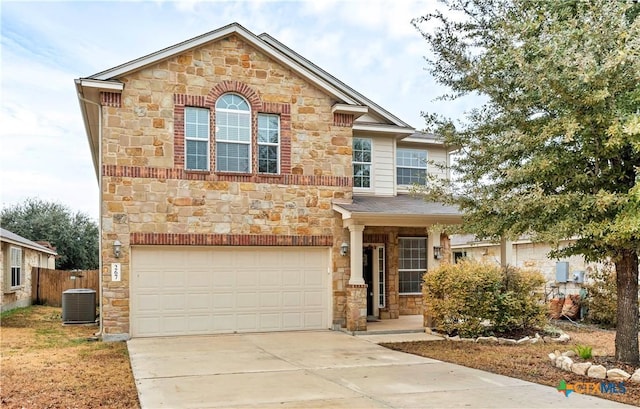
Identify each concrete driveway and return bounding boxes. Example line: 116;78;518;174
128;331;632;408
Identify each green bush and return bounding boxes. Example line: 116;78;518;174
422;260;546;338
583;264;617;327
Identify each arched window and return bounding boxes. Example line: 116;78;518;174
215;94;251;173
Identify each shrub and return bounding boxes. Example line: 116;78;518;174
422;260;546;338
583;264;617;327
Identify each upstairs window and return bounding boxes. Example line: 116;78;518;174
353;138;372;188
10;247;22;288
216;94;251;173
258;114;280;174
184;107;210;171
396;148;427;185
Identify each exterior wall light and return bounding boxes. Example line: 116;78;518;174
113;240;122;258
340;242;349;256
433;246;442;260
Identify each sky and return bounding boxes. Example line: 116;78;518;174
0;0;477;221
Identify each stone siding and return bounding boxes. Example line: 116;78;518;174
1;243;46;312
100;34;354;336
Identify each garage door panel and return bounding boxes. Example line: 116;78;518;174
236;292;258;308
132;247;329;337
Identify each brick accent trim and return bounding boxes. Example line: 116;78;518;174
102;164;351;186
346;284;368;288
101;92;122;107
333;113;354;127
130;233;333;246
364;234;388;244
174;85;293;175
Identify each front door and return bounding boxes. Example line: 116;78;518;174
363;246;374;316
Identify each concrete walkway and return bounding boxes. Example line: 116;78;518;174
128;331;633;408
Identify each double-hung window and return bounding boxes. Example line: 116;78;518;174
185;107;210;171
10;247;22;288
216;94;251;173
396;148;427;186
398;237;426;294
257;114;280;174
353;138;372;188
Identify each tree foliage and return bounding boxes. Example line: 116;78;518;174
1;198;98;270
414;0;640;363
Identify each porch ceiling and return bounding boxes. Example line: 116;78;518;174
333;195;463;227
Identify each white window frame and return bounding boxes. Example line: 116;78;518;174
215;93;252;173
378;246;386;308
184;107;210;171
9;246;23;289
398;237;427;295
353;137;372;189
257;113;280;174
396;148;427;187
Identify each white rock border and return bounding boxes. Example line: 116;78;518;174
548;349;640;383
440;331;566;345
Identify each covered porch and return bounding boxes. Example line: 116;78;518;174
333;195;463;331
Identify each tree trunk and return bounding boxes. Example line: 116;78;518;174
614;249;639;365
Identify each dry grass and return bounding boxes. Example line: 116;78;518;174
0;306;139;409
383;321;640;407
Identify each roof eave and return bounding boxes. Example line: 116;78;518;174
75;79;125;180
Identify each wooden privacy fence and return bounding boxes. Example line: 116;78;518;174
31;268;99;307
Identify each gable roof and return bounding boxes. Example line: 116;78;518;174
0;228;58;256
76;23;415;179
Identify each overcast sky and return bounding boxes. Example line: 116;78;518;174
0;0;477;221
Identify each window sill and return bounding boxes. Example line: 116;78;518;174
399;292;422;296
4;288;20;294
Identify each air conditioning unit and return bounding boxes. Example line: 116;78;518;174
62;289;96;324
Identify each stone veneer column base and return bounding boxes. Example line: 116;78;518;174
346;284;367;331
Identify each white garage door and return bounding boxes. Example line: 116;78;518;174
131;246;330;337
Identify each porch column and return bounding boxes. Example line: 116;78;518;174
348;224;365;285
500;237;513;267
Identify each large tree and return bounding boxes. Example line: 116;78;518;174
414;0;640;363
1;198;99;270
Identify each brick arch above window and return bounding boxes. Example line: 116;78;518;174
174;81;292;179
206;80;262;112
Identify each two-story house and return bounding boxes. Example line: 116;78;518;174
76;23;461;340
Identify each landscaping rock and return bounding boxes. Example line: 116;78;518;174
561;357;574;371
498;337;517;345
631;369;640;383
477;336;498;344
460;338;475;342
548;352;557;363
447;335;461;342
516;336;530;344
587;365;607;379
562;350;576;358
529;338;540;344
607;369;631;381
572;362;592;375
555;356;566;369
558;333;571;342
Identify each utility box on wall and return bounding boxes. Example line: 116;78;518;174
573;271;585;284
556;262;569;283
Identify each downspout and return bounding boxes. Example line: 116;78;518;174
77;94;103;338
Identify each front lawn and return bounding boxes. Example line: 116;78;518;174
382;321;640;406
0;306;139;408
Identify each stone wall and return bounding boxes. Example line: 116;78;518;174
1;243;43;313
99;34;355;337
399;294;423;315
346;284;367;331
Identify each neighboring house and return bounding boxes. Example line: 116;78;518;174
450;235;598;296
76;23;461;340
1;228;57;312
